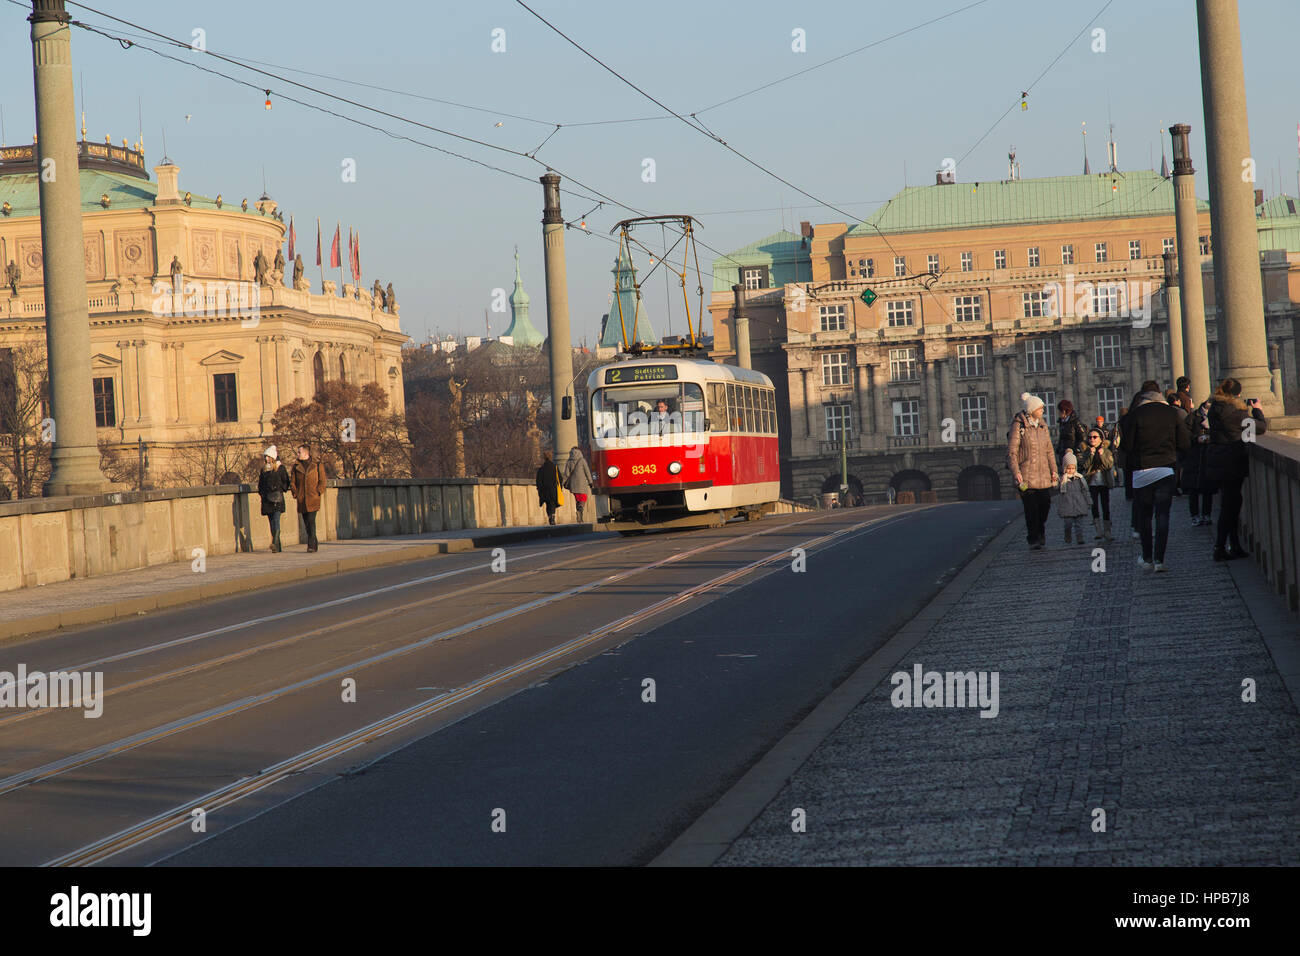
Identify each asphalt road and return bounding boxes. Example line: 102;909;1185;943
0;500;1016;866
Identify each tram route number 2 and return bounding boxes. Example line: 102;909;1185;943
630;463;657;475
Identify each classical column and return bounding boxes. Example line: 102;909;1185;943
31;0;111;494
1170;124;1214;402
1162;251;1186;384
540;173;578;457
923;358;939;444
731;284;752;369
1196;0;1275;408
855;357;870;437
872;363;888;448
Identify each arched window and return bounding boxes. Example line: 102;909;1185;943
313;350;325;397
338;353;347;383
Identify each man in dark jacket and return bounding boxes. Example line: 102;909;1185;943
1055;400;1086;463
1120;380;1190;571
535;451;562;525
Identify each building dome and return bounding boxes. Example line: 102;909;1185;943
503;249;543;348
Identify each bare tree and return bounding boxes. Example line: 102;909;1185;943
272;380;409;480
165;421;255;487
0;344;51;499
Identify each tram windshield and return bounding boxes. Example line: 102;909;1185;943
591;383;705;439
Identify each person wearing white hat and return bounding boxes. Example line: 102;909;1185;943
1007;392;1058;550
256;445;290;552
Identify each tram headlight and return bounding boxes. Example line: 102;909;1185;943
667;461;682;475
607;465;620;479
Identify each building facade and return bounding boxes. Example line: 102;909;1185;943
709;170;1300;503
0;141;408;494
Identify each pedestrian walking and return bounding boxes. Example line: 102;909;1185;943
1055;399;1087;464
289;443;328;552
1007;392;1059;551
1057;451;1091;546
1116;392;1146;540
1204;378;1267;561
562;445;594;523
1120;380;1190;572
1183;399;1216;526
1174;376;1194;413
1078;427;1114;540
257;445;290;552
536;450;562;526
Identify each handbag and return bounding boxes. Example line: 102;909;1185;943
555;465;564;507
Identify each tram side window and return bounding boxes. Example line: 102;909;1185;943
727;383;743;431
744;387;756;433
708;383;727;431
761;389;772;433
766;391;776;433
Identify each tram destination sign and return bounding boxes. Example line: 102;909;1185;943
605;364;679;385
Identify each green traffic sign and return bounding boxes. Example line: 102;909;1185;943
860;288;877;306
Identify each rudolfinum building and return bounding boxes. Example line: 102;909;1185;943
709;168;1300;505
0;138;408;498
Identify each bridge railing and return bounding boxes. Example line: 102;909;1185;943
1241;434;1300;614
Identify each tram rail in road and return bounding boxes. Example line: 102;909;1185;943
0;506;931;867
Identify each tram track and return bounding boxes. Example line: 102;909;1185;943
7;508;917;865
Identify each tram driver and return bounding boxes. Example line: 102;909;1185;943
651;397;679;435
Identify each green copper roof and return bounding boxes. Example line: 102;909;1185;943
710;229;811;292
503;250;543;348
1258;194;1299;220
601;247;658;348
1256;194;1300;253
0;166;252;216
848;170;1207;236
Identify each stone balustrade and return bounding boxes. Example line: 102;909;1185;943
0;478;812;593
1241;433;1300;614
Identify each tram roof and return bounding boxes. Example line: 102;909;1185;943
588;356;772;389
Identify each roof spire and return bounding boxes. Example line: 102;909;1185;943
1081;121;1090;175
1159;127;1170;178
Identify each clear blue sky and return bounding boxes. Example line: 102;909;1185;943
2;0;1297;346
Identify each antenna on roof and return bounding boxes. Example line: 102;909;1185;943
1106;100;1119;173
1081;121;1090;175
1159;128;1169;178
160;124;171;164
1008;145;1019;181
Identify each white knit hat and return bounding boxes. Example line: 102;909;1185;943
1021;392;1045;413
1062;450;1077;469
264;445;278;460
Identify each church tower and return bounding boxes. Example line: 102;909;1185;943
503;248;543;348
599;246;658;348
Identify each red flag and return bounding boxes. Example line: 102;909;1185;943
315;218;322;267
329;224;341;269
351;230;361;281
287;216;296;263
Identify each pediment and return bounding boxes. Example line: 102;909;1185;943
290;348;306;362
90;353;121;369
198;349;244;366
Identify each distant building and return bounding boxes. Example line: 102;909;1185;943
709;170;1300;503
503;249;543;348
599;247;659;349
0;140;407;494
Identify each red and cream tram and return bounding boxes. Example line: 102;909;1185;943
585;355;780;531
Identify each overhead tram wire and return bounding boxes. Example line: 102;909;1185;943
694;0;990;115
513;0;954;319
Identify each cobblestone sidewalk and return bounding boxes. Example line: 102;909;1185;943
719;498;1300;865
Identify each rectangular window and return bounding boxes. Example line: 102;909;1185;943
1024;338;1055;373
952;294;982;322
726;383;741;431
892;399;920;437
960;251;973;272
864;258;874;277
889;347;918;382
93;376;116;428
1093;333;1122;369
762;389;775;433
886;299;914;327
1022;290;1046;318
1162;237;1175;255
214;372;238;423
741;267;764;290
956;343;985;377
1097;386;1124;424
960;395;988;432
994;249;1006;269
1095;242;1108;263
1129;239;1142;260
1091;283;1120;316
746;387;758;433
926;253;939;273
821;351;849;386
1199;235;1210;255
818;304;846;332
1061;243;1074;265
825;404;853;442
1027;246;1040;267
893;255;906;277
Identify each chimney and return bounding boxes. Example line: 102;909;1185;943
1254;188;1264;208
154;162;180;203
800;221;812;239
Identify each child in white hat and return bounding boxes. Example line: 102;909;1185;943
1057;450;1091;545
